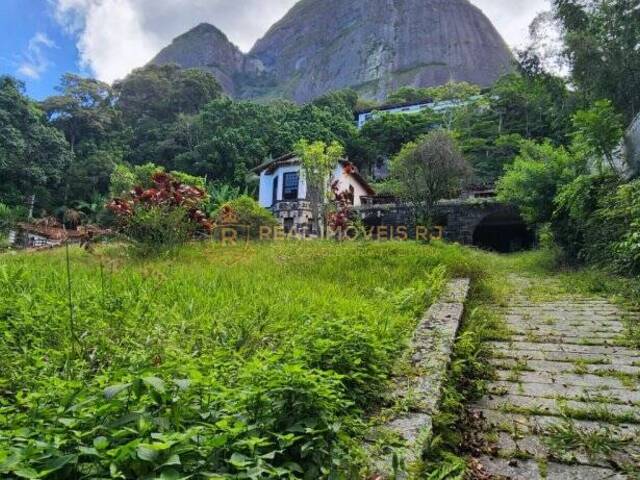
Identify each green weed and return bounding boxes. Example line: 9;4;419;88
0;241;490;478
543;419;633;461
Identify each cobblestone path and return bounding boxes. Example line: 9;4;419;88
471;279;640;479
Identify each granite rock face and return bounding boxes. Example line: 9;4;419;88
150;0;514;102
151;23;245;95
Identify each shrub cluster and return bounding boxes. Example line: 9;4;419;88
214;196;278;239
497;100;640;277
554;175;640;275
107;172;213;254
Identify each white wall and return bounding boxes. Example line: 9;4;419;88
356;97;483;129
332;164;369;207
258;171;274;208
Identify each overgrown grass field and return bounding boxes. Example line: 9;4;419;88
0;241;489;479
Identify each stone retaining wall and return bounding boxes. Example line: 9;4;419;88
355;200;519;245
368;278;471;479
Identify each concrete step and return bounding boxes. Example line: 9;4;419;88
488;380;640;405
473;394;640;423
505;325;624;337
490;349;640;366
507;334;625;346
490;358;640;376
475;455;628;479
505;315;626;327
494;370;638;390
475;408;640;439
483;431;638;469
487;341;640;357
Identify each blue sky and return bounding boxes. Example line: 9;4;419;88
0;0;84;99
0;0;548;101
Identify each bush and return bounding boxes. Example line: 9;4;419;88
0;202;27;228
496;140;586;224
110;163;206;198
123;205;196;255
235;358;353;477
214;196;277;239
553;175;640;275
300;319;393;408
108;172;212;254
390;130;470;223
612;181;640;274
0;364;353;480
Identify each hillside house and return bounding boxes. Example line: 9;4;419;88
255;154;374;234
355;96;484;129
356;96;486;179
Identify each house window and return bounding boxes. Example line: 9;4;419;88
272;176;279;205
283;172;300;200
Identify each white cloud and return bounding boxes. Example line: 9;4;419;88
51;0;550;84
17;33;57;80
473;0;552;49
51;0;295;83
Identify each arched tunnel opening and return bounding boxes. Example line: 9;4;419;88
473;211;535;253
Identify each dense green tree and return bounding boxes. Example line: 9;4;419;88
453;65;580;183
41;74;126;207
553;0;640;120
357;110;439;171
114;65;226;172
312;89;359;116
0;77;71;210
390;130;470;223
490;71;577;143
41;74;117;152
496;140;587;224
174;98;357;187
571;99;625;174
115;64;223;124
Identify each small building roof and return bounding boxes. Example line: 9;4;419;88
253;153;375;196
17;223;109;241
252;153;299;174
355;99;434;115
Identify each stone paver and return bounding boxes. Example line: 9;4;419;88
493;370;636;389
471;277;640;479
492;349;639;366
490;358;640;376
476;456;628;480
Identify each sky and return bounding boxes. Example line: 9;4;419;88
0;0;550;100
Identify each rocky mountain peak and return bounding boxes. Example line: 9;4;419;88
149;0;514;102
151;22;245;95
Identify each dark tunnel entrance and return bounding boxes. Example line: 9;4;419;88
473;211;535;253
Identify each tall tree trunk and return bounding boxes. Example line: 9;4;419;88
311;188;325;239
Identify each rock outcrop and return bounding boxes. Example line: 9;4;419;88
150;0;514;102
151;23;245;95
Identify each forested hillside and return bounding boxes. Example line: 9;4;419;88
0;62;579;216
1;0;640;274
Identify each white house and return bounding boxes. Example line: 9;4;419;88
356;96;484;129
255;153;374;234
